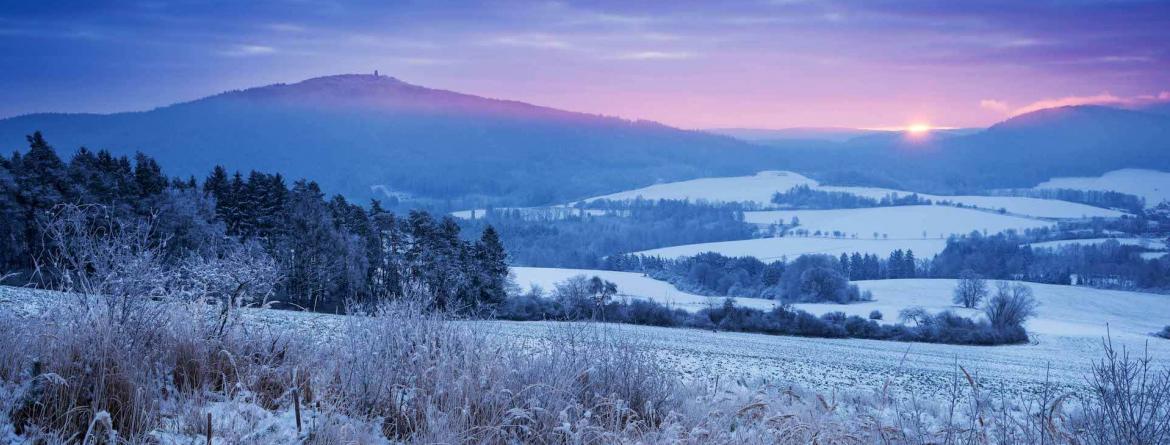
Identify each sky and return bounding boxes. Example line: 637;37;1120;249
1;0;1169;129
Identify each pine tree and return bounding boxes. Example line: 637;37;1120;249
904;250;917;278
474;225;509;307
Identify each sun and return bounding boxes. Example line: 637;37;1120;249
906;123;932;134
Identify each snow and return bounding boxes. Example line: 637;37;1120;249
1035;168;1170;208
494;278;1170;399
799;279;1170;338
1027;237;1168;251
744;205;1053;239
633;237;948;261
510;266;779;311
578;171;816;206
575;170;1125;219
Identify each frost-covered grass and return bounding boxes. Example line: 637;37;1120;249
745;205;1053;239
1036;168;1170;208
576;170;1127;219
633;236;949;260
2;285;1168;444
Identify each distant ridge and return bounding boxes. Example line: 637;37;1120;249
1;74;1168;202
0;74;777;206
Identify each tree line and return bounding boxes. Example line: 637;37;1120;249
456;198;755;268
0;132;508;313
500;274;1031;346
770;185;931;209
603;249;922;301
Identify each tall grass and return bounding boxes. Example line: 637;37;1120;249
1;289;1168;444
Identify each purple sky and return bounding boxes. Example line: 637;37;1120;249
2;1;1168;129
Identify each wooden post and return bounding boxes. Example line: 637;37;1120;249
206;412;212;445
292;368;302;434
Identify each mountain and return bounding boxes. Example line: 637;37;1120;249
0;74;784;207
2;75;1168;202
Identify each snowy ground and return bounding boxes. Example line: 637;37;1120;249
1035;168;1170;208
745;205;1053;239
574;170;1126;219
3;282;1167;404
1027;237;1168;251
577;171;814;207
510;266;779;311
633;236;948;261
493;278;1170;400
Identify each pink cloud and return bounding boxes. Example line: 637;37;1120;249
979;99;1009;113
1003;91;1170;116
1010;93;1126;115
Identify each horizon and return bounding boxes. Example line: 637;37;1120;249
2;1;1169;130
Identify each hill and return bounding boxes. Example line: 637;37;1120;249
0;74;782;207
2;74;1168;202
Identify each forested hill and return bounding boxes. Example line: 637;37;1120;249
0;74;781;208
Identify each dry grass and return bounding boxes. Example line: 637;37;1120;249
0;289;1166;444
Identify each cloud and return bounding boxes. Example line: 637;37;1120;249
612;51;694;60
1011;93;1127;115
1000;91;1170;116
487;33;571;49
265;23;305;33
217;44;277;57
979;99;1009;113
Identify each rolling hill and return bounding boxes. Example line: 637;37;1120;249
0;74;782;207
2;74;1168;204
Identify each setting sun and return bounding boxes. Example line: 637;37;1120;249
906;123;932;134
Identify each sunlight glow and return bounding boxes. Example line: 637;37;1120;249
906;123;932;134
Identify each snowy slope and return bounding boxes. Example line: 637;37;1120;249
497;278;1170;398
744;205;1053;239
1035;169;1170;208
579;170;815;206
1027;237;1168;251
795;279;1170;338
575;170;1124;219
510;266;779;311
634;237;948;261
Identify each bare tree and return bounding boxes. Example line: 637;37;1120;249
179;240;280;336
983;281;1038;329
35;204;173;328
952;269;989;309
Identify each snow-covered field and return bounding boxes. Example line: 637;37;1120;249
495;278;1170;399
802;279;1170;338
634;236;948;260
4;281;1168;404
1035;168;1170;208
510;266;779;311
578;171;814;206
1027;237;1168;251
576;170;1125;219
745;205;1053;239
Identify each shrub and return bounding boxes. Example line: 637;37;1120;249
1157;326;1170;339
984;281;1039;330
1082;337;1170;444
868;310;883;320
